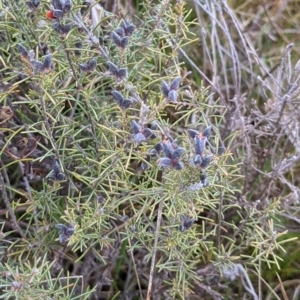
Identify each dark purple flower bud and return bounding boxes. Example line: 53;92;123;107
111;91;123;104
162;140;173;159
202;126;212;139
157;157;172;168
118;68;127;80
169;77;181;91
134;132;146;143
151;121;158;130
161;80;170;97
171;147;184;162
194;154;202;165
17;44;28;58
194;136;205;155
130;120;141;134
56;223;74;243
62;0;72;14
52;22;72;35
141;161;149;170
174;161;184;170
200;155;212;169
121;19;127;30
168;90;178;102
26;0;40;10
218;146;226;156
143;128;154;139
99;36;104;46
74;41;82;56
28;50;35;61
111;90;132;109
52;22;63;34
184;218;194;229
119;36;129;49
107;61;119;76
179;215;194;232
141;154;151;170
154;142;163;154
150;148;159;157
112;32;129;49
53;9;64;19
53;0;63;10
187;129;199;139
200;174;209;187
97;195;106;204
111;32;122;45
119;99;132;110
49;161;65;181
80;1;90;15
62;23;72;34
125;24;136;36
115;27;125;38
43;53;53;72
79;57;97;72
31;60;44;72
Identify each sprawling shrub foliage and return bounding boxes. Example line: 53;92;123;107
1;1;300;299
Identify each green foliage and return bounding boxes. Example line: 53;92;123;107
1;0;299;299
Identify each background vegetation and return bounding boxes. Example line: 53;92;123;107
1;0;300;299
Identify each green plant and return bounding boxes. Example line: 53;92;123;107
1;0;300;299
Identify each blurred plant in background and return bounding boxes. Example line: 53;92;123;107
1;0;300;299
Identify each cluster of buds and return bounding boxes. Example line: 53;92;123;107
188;126;213;168
111;91;133;110
25;0;40;11
48;161;66;181
156;139;185;170
179;214;195;232
17;44;53;74
130;120;156;144
161;77;181;102
112;19;136;49
108;61;127;82
45;0;73;36
55;223;74;243
46;0;72;20
79;57;97;73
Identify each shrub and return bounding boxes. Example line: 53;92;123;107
1;0;299;299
